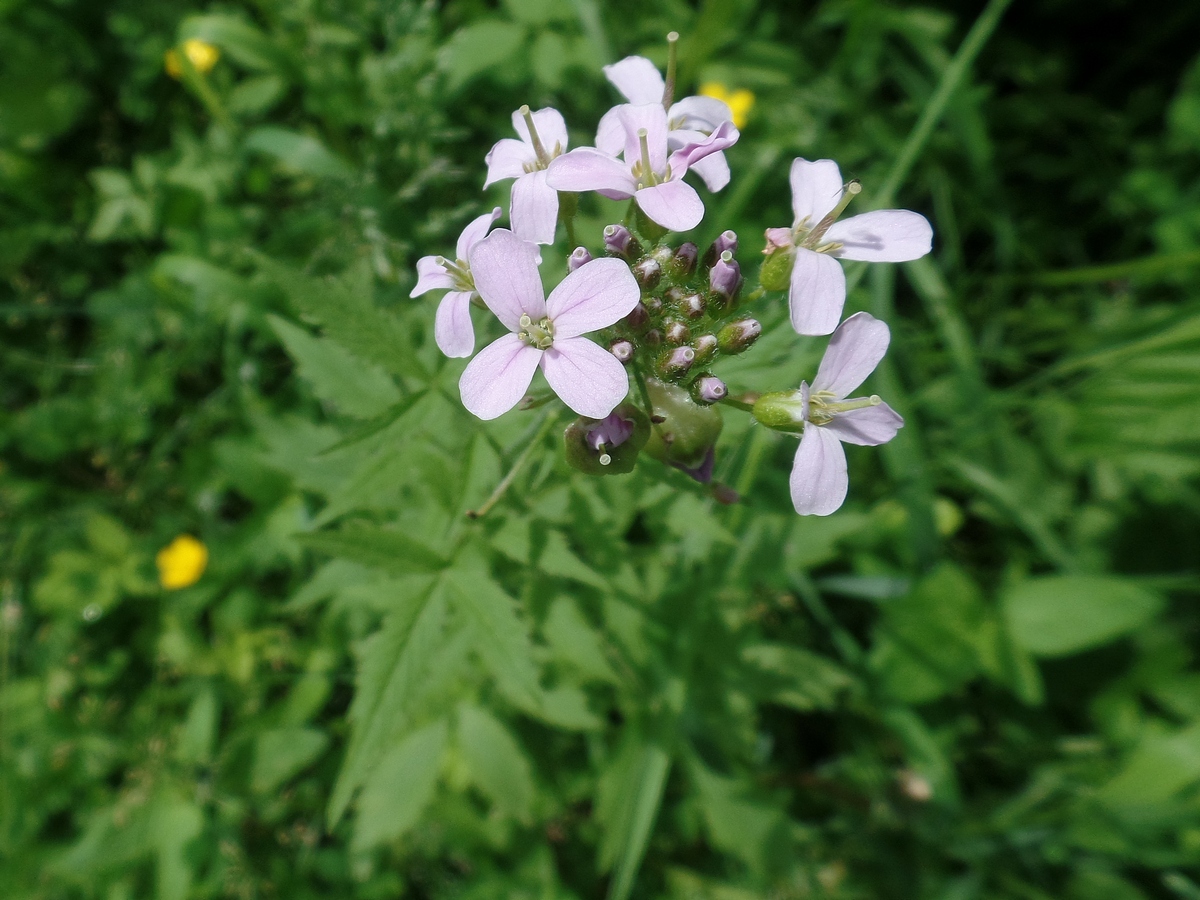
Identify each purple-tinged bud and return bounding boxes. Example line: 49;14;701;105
633;257;662;289
568;246;592;272
702;230;738;270
717;318;762;354
709;251;742;304
680;293;705;318
610;339;635;363
645;296;663;315
672;242;699;277
657;345;696;377
665;321;690;345
691;374;727;405
603;224;640;259
625;302;649;330
693;334;718;364
586;412;635;457
644;328;663;346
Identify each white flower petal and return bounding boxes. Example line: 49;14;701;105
789;425;848;516
603;56;665;105
511;107;569;156
546;258;640;338
595;106;626;157
411;255;453;297
468;229;546;331
685;151;730;192
484;138;535;188
455;207;502;260
434;290;475;358
459;333;542;420
546;148;637;197
813;311;891;398
668;95;732;132
540;337;630;418
824;210;933;262
824;402;903;446
788;248;845;336
790;158;844;226
635;180;705;232
618;103;670;175
510;170;559;245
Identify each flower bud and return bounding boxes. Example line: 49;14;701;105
702;230;738;270
568;246;592;272
693;333;718;364
563;403;650;475
625;302;649;330
717;318;762;354
665;320;689;345
671;242;698;277
709;251;742;305
644;328;663;346
645;296;663;315
633;257;662;289
679;292;705;318
657;345;695;378
610;339;635;363
691;374;727;405
604;224;640;258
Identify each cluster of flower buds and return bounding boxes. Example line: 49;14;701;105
411;33;933;515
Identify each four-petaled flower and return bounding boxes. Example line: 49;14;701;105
460;229;640;420
597;55;739;192
410;207;502;358
484;107;569;245
768;158;932;336
547;103;738;233
754;312;904;516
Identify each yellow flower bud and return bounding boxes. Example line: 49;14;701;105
156;535;208;589
699;82;755;129
165;39;220;79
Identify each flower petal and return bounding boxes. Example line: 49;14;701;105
813;311;891;398
790;158;844;226
434;290;475;358
683;149;729;191
546;257;640;338
824;402;904;446
511;170;559;245
512;106;569;156
484;138;535;188
547;148;637;196
667;121;739;175
788;248;845;336
789;425;848;516
635;180;705;232
595;106;626;156
455;207;502;260
540;336;630;418
411;255;453;297
459;333;542;420
603;56;664;105
668;95;732;132
824;210;933;262
468;229;546;330
618;103;670;175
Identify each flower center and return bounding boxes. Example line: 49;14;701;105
518;313;555;350
435;256;475;292
630;128;669;189
806;389;882;426
796;179;861;253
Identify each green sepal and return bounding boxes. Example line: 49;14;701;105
759;247;795;292
642;378;723;468
563;403;650;475
752;390;805;432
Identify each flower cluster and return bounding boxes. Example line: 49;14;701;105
413;35;932;516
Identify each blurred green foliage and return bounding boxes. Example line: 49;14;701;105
2;0;1200;898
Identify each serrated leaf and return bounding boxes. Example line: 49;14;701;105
536;529;608;589
542;597;619;685
456;705;535;821
268;314;400;418
1004;575;1165;657
296;525;447;575
352;719;447;852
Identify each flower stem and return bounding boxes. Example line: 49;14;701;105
662;31;679;110
466;411;559;519
718;395;755;413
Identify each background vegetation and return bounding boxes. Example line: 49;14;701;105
3;0;1200;897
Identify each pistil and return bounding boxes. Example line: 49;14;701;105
520;105;551;167
662;32;679;110
801;180;861;249
637;128;657;188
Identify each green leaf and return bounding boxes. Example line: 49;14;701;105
741;643;856;711
438;20;526;93
1004;575;1165;657
689;760;785;876
268;314;401;418
245;126;352;179
352;719;447;852
251;727;329;794
596;737;671;900
179;14;292;73
542;597;619;685
1098;722;1200;816
296;525;447;575
455;705;535;822
228;74;288;116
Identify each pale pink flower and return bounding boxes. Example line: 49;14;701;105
757;313;904;515
483;106;569;245
773;158;932;336
546;103;738;233
598;55;735;191
460;229;640;420
410;207;502;358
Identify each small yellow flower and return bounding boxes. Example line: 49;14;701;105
699;82;755;130
157;535;208;590
165;39;221;79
